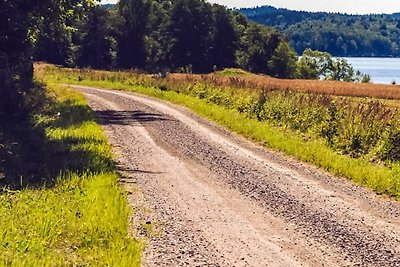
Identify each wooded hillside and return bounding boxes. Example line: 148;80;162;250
240;6;400;57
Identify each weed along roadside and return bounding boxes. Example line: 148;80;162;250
37;64;400;199
0;83;142;265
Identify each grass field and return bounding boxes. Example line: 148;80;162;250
177;69;400;100
0;83;142;266
36;64;400;199
38;64;400;100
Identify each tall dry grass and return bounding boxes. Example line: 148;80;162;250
168;73;400;100
36;63;400;101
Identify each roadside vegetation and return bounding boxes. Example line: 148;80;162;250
39;64;400;199
0;83;141;265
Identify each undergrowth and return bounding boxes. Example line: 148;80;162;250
0;83;141;266
36;64;400;198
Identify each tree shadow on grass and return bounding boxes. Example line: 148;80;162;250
52;100;95;129
0;97;114;189
0;121;49;188
0;98;174;190
44;137;115;177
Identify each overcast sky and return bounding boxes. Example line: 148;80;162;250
100;0;400;14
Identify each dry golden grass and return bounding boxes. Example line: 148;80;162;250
167;73;400;101
36;63;400;101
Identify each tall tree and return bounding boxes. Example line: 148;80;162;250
0;0;95;116
237;23;282;74
209;5;239;70
116;0;151;69
33;0;95;66
145;0;173;71
77;6;116;69
34;19;74;66
268;41;298;78
0;0;34;123
167;0;214;73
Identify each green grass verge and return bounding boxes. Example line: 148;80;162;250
215;68;252;76
0;84;141;266
39;65;400;199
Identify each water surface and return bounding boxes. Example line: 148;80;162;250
345;57;400;84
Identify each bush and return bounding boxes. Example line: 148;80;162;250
378;130;400;162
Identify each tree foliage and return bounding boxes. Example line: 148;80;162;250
297;49;371;82
1;0;96;122
76;6;116;69
58;1;295;77
268;42;298;79
116;0;151;69
236;24;282;74
210;5;239;71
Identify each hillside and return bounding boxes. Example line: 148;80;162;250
240;6;400;57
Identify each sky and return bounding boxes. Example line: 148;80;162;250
101;0;400;14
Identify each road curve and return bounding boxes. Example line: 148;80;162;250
72;85;400;267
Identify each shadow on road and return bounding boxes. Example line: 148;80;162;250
95;110;173;126
117;165;164;175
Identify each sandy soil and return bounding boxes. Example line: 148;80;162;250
72;85;400;267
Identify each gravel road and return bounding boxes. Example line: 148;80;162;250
72;85;400;267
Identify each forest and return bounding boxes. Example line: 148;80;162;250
34;1;296;76
240;5;400;57
33;1;371;82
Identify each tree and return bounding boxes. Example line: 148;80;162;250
296;49;370;82
268;41;298;78
116;0;151;69
0;0;95;121
0;0;81;122
0;0;34;123
237;23;282;74
167;0;214;73
145;0;173;71
328;58;370;82
296;49;333;79
77;6;116;69
33;0;96;66
327;58;356;81
34;19;74;66
209;5;239;70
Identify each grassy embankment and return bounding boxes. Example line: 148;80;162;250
0;82;141;265
37;64;400;199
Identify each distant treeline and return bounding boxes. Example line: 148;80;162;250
34;0;296;77
240;6;400;57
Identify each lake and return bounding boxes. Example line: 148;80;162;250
345;57;400;85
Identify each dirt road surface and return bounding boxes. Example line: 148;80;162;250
72;85;400;267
